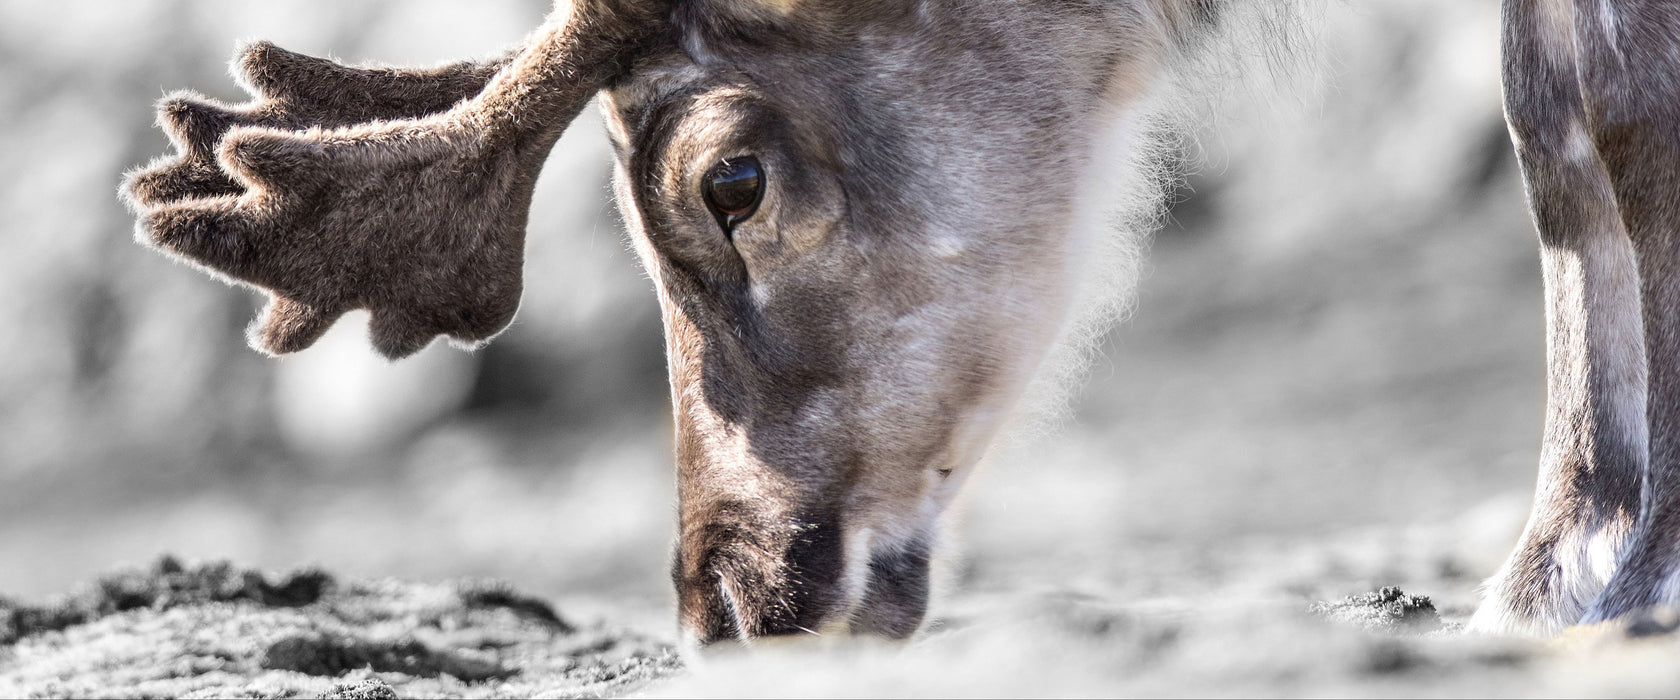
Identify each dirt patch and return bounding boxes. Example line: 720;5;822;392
12;555;1680;697
1;556;331;644
0;557;680;698
1310;586;1447;634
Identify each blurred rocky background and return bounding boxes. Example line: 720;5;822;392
0;0;1538;651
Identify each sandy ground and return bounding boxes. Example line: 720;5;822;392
7;536;1680;698
1;558;679;698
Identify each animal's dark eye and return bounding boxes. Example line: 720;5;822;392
702;156;764;233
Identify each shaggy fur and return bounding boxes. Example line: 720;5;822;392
114;0;1310;646
603;0;1218;644
120;0;1680;645
1473;0;1680;635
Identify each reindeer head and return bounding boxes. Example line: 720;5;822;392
606;0;1174;644
124;0;1180;645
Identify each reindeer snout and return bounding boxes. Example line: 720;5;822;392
674;505;935;645
674;506;845;645
848;538;933;640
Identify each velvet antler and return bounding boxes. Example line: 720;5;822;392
123;1;669;359
124;42;516;210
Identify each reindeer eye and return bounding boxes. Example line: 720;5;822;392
702;156;764;233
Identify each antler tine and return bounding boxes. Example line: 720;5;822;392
158;93;239;160
233;40;518;117
126;0;674;359
123;41;519;213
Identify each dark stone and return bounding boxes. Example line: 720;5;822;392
261;633;512;681
456;579;573;632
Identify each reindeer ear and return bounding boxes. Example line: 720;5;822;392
124;1;671;359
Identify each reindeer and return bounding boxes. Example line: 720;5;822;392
120;0;1680;644
1470;0;1680;635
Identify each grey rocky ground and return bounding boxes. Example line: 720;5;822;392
0;558;679;698
8;549;1680;697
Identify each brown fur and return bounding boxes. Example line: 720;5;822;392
609;0;1168;644
122;0;1680;645
1474;0;1680;634
122;1;672;359
109;0;1311;647
1563;0;1680;624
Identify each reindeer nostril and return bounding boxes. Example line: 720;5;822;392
936;468;953;479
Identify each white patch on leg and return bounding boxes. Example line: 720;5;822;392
1556;526;1631;612
1563;120;1597;164
1588;528;1626;587
1474;153;1644;636
1533;0;1577;70
1470;492;1637;636
1583;226;1650;466
1597;2;1623;65
1468;575;1540;636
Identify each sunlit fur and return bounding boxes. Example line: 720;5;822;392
122;0;1680;645
1017;0;1318;435
116;0;1317;645
1474;0;1680;635
598;0;1319;644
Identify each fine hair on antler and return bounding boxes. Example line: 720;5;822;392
123;0;670;359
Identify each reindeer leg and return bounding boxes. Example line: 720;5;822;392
1570;0;1680;624
1470;0;1647;636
